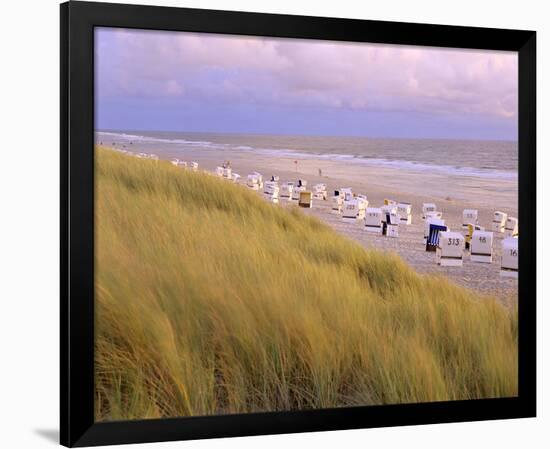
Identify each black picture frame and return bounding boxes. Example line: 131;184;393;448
60;1;536;446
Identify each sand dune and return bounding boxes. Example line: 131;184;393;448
183;149;518;303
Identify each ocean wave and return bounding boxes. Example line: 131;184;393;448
353;157;517;180
96;131;517;181
249;148;517;181
96;131;216;147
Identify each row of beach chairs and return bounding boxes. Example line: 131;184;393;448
212;165;518;278
333;192;409;238
425;208;518;277
244;175;327;208
111;148;160;161
136;153;159;160
431;227;518;277
212;168;323;208
329;188;518;277
172;159;199;171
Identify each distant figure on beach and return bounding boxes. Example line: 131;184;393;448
318;168;323;177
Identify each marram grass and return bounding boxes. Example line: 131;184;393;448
95;147;517;421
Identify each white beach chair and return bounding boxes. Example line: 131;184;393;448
177;161;187;169
231;173;241;183
364;208;383;234
215;166;224;177
222;167;232;179
148;154;159;161
313;183;328;200
246;174;260;190
280;182;294;200
190;161;199;172
252;172;264;189
264;182;280;203
264;180;278;195
492;211;508;233
422;203;437;220
331;195;343;214
385;213;400;238
342;200;361;222
504;217;518;237
437;231;465;266
501;237;518;278
171;158;180;166
355;196;368;219
397;202;412;225
470;230;494;263
381;204;398;219
464;223;485;251
340;188;354;202
462;209;479;230
264;181;278;194
356;194;369;207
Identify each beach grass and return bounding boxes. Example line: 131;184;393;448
95;146;518;421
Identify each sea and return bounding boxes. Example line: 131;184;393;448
96;130;518;181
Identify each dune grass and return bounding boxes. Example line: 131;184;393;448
94;147;518;421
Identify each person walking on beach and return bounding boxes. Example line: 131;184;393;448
318;168;323;177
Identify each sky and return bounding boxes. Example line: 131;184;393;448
95;28;518;141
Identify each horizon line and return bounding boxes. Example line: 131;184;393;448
95;128;518;143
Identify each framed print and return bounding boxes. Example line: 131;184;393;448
60;1;536;446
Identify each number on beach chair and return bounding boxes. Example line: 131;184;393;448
501;237;518;278
437;231;465;266
470;230;494;263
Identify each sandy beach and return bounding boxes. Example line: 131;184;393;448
111;143;518;304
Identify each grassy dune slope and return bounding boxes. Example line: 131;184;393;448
95;147;517;421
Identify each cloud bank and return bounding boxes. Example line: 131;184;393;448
95;28;518;139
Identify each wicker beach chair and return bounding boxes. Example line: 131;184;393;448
426;224;448;252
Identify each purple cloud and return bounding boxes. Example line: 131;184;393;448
95;27;518;139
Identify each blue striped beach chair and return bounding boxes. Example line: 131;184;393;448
426;224;448;252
